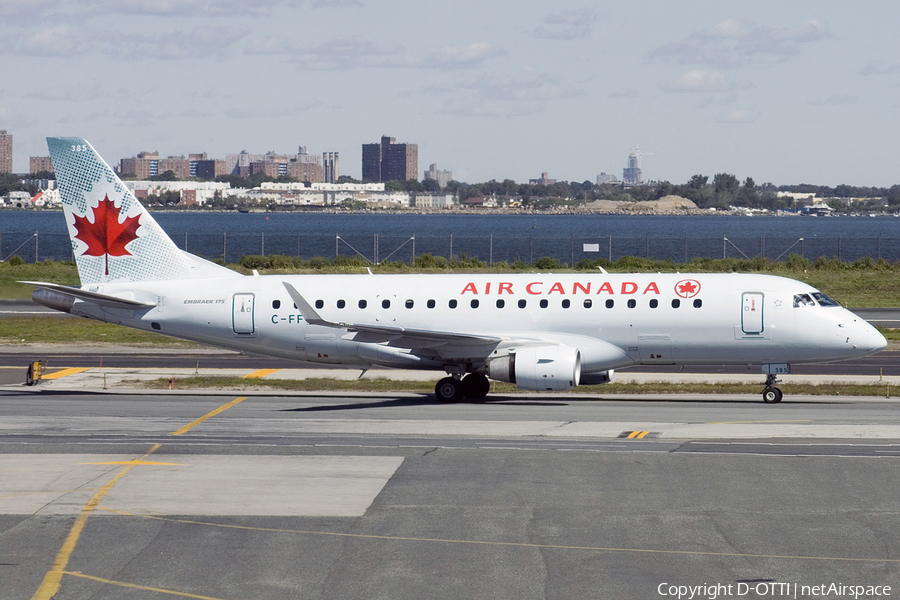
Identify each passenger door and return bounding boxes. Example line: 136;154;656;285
741;292;764;335
232;293;255;335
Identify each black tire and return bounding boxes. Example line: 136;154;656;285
461;373;491;400
435;377;464;403
762;387;783;404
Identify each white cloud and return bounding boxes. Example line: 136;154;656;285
311;0;363;7
87;0;282;17
808;94;857;107
225;100;321;119
649;17;831;68
0;0;57;18
859;60;900;76
608;88;639;99
245;35;295;55
17;25;93;56
134;26;252;60
533;8;597;40
719;109;758;123
661;70;752;93
432;69;584;117
289;37;504;70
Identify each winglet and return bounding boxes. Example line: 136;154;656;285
282;282;332;327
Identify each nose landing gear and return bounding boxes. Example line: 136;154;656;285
762;373;783;404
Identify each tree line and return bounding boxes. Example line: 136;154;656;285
10;168;900;212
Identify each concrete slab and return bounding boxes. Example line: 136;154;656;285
0;454;404;517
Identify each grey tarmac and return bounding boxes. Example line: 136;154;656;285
2;390;900;599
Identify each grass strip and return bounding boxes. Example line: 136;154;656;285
133;376;897;397
0;317;198;346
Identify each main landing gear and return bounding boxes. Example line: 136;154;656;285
435;373;490;403
762;373;783;404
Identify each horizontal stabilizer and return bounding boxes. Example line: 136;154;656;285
21;281;157;310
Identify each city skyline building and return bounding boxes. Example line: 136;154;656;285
323;152;339;183
362;135;418;182
424;163;452;188
30;156;54;174
0;130;12;174
529;172;556;186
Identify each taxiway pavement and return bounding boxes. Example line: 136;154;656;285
2;389;900;599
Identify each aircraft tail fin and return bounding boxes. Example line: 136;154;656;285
47;137;234;285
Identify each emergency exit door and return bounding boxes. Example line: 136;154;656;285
741;292;764;334
233;293;255;334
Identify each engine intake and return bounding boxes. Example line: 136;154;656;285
488;345;581;391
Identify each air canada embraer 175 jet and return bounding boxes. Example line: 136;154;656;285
25;138;886;403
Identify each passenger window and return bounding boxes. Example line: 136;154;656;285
693;299;702;308
471;299;479;308
449;299;458;309
496;299;505;308
272;300;281;309
405;299;414;309
605;299;614;309
540;299;549;309
337;299;345;309
583;299;592;308
671;299;681;308
427;299;435;309
315;299;324;309
382;299;391;309
358;299;367;309
649;299;658;309
518;299;527;308
561;299;570;309
627;299;636;309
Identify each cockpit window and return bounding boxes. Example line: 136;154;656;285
812;292;840;307
793;293;816;308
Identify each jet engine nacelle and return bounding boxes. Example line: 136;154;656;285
488;345;582;391
580;370;614;385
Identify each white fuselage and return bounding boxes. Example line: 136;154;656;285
66;272;886;375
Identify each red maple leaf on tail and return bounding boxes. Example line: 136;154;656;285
72;195;141;275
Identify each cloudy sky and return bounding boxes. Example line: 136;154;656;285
1;0;898;186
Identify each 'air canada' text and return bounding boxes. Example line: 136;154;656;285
460;281;662;295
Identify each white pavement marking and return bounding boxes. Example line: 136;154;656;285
0;455;404;517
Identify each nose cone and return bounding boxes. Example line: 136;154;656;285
864;326;888;353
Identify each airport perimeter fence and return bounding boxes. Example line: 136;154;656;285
2;231;900;266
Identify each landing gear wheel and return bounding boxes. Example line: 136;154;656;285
461;373;490;400
435;377;464;403
762;387;783;404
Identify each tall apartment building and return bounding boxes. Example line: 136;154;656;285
323;152;339;183
119;152;160;179
362;135;418;182
0;130;12;174
424;163;452;188
287;161;323;183
158;156;191;179
195;160;227;179
30;156;54;174
622;152;642;185
225;151;266;175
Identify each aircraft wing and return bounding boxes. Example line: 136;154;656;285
283;282;502;347
20;281;158;310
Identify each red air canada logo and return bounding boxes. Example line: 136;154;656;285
72;195;141;275
674;279;701;298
